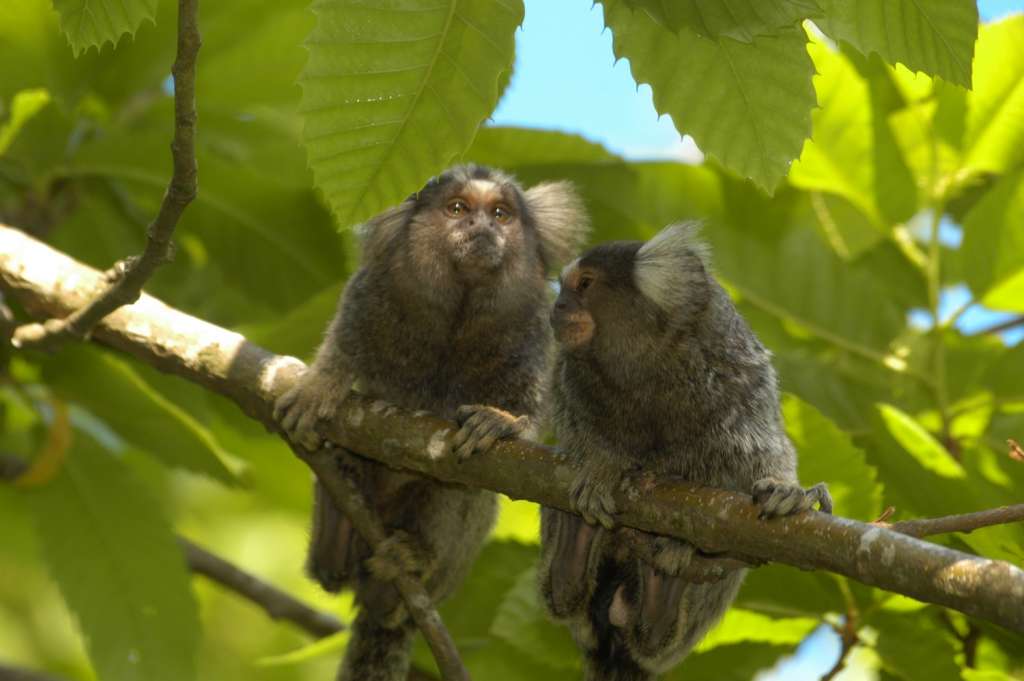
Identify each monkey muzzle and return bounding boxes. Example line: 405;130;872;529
450;224;506;272
551;294;595;348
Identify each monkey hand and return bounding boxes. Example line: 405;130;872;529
365;531;426;583
274;368;354;451
449;405;529;460
569;458;621;529
751;478;833;519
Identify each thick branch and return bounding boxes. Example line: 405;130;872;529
0;664;65;681
11;0;200;351
2;224;1024;634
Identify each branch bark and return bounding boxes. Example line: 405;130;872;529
2;223;1024;634
11;0;200;351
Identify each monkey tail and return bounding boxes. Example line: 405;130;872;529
336;610;415;681
585;562;654;681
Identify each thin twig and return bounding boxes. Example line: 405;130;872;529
0;663;66;681
10;0;200;351
298;446;470;681
820;615;859;681
969;315;1024;337
882;504;1024;539
180;537;343;638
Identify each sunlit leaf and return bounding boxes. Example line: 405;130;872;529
22;432;199;681
962;170;1024;314
877;403;965;479
300;0;524;228
52;0;158;57
963;16;1024;176
695;609;817;651
600;0;815;193
256;629;350;667
0;88;51;154
815;0;977;87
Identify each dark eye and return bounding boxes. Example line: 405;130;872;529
577;275;593;292
493;204;513;224
445;199;468;217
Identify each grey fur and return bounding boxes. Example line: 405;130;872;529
274;164;588;680
539;224;830;680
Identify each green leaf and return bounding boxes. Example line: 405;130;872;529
490;566;581;671
468;126;617;165
42;345;243;484
877;403;965;479
256;629;350;667
600;0;815;193
695;609;818;651
299;0;524;228
961;170;1024;313
783;394;883;520
664;642;790;681
790;37;917;229
621;0;817;42
815;0;977;87
22;432;199;681
0;88;51;154
963;16;1024;176
872;611;960;681
52;0;158;57
737;564;845;618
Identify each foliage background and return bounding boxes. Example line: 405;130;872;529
1;1;1023;680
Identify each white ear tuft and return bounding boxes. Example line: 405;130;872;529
524;181;590;270
634;222;711;310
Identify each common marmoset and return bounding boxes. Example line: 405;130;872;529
275;164;588;681
538;223;831;681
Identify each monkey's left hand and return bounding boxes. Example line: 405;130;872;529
751;479;833;519
569;457;621;529
449;405;529;460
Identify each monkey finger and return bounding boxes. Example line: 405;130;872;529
460;422;502;458
273;391;296;422
455;404;485;424
809;483;833;514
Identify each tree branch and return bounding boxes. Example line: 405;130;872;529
882;504;1024;539
2;223;1024;634
0;663;66;681
179;537;344;639
10;0;200;351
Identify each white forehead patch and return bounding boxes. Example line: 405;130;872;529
466;179;499;195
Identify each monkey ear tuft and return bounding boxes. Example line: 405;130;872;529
524;181;590;270
634;222;712;310
358;198;417;261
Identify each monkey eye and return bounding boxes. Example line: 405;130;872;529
493;204;514;224
445;199;468;217
577;275;594;292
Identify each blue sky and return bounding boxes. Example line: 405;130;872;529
491;3;1023;679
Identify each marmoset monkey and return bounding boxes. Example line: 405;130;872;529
539;223;831;681
275;164;588;681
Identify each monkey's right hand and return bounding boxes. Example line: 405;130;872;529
569;458;621;529
449;404;530;460
274;369;354;450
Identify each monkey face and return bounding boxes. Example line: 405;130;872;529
439;178;524;275
552;259;598;349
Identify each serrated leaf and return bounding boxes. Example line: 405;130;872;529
600;0;814;193
623;0;817;42
299;0;524;228
22;432;199;681
877;403;965;479
52;0;159;57
468;126;617;165
783;394;883;520
962;170;1024;313
42;345;243;484
815;0;977;87
664;642;790;681
964;16;1024;176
